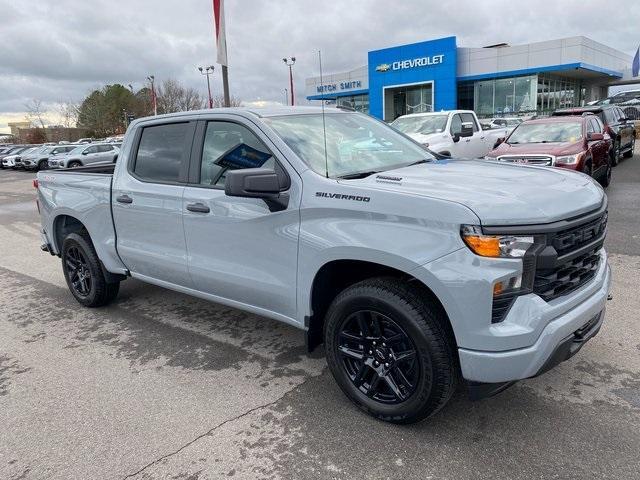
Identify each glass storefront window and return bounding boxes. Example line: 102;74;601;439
474;75;537;116
336;94;369;114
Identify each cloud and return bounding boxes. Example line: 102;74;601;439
1;0;640;133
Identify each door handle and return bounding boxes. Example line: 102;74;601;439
116;194;133;204
186;202;210;213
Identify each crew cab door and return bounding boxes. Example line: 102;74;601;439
112;120;196;287
181;117;300;319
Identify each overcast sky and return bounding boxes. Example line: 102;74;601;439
1;0;639;133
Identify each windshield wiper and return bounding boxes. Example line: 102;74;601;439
405;159;431;167
337;170;380;179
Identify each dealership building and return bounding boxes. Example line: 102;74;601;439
305;36;637;121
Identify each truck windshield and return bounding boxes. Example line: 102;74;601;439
391;115;448;135
264;113;434;178
507;122;582;144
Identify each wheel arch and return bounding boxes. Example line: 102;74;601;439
53;214;88;253
305;258;457;354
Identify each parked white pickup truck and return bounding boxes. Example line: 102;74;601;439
391;110;509;159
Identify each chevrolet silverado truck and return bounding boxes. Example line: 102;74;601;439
390;110;509;158
37;107;611;424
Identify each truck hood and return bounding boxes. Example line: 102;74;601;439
340;159;604;226
405;132;447;145
491;141;582;157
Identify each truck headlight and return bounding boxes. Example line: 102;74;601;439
461;225;534;258
555;153;582;165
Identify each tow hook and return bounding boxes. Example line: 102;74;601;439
607;294;613;301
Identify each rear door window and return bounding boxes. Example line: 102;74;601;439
133;122;193;183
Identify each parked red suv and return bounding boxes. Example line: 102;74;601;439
486;115;612;187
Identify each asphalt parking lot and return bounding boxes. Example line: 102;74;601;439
1;158;639;480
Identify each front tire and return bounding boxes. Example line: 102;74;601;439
61;232;120;307
611;140;620;166
37;159;48;171
68;160;82;168
599;158;612;188
324;278;458;424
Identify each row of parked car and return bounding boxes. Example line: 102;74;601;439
390;104;636;189
0;140;121;171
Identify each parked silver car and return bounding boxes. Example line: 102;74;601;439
22;145;78;171
52;143;119;168
2;146;38;168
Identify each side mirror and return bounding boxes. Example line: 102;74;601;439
452;133;460;143
225;168;289;211
588;132;604;141
82;151;88;155
460;122;474;138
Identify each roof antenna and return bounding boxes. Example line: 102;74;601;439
318;49;329;178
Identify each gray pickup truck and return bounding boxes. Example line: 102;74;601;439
37;107;611;424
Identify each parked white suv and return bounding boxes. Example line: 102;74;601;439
391;110;509;159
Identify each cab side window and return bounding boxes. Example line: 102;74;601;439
84;146;98;154
460;113;479;132
199;122;274;187
586;119;595;135
450;114;463;136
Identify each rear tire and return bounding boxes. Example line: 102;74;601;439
623;137;635;159
324;277;458;424
61;232;120;307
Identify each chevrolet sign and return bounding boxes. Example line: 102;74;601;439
376;54;445;72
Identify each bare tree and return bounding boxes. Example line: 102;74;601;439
25;99;48;128
57;101;79;128
156;79;206;114
212;94;242;108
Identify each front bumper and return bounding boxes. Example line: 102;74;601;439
458;260;611;383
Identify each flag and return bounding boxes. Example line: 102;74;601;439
633;46;640;78
213;0;228;66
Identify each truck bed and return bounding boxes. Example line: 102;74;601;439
37;166;126;275
50;163;116;175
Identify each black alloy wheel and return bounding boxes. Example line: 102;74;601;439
324;278;458;424
337;310;420;404
65;246;92;297
61;232;120;307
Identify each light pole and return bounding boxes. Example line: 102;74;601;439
283;57;296;106
147;75;157;115
283;88;288;106
198;66;215;108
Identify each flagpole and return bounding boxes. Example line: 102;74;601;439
213;0;231;107
222;65;230;107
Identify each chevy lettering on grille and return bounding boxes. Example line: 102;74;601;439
553;213;608;251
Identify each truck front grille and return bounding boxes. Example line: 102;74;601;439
496;155;553;166
532;209;607;302
533;247;601;301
